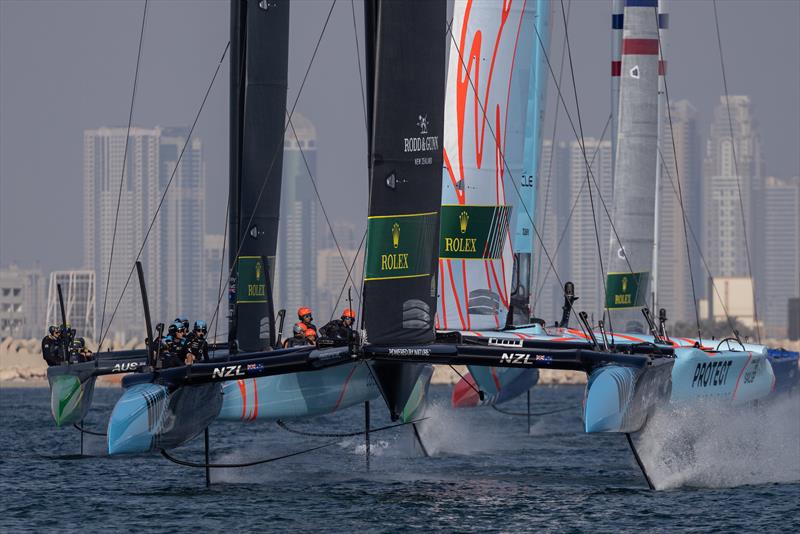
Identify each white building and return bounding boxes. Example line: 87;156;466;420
203;234;226;341
0;265;45;339
317;247;362;323
702;96;763;280
45;271;96;341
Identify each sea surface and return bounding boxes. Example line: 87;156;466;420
1;385;798;533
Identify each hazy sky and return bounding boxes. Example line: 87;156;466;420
2;0;798;274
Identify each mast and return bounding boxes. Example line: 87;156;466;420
228;0;290;352
605;0;660;332
651;0;668;312
512;0;552;325
363;0;447;420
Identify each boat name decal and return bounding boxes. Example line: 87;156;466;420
387;348;431;357
500;353;551;365
691;360;733;388
212;365;246;379
112;362;140;372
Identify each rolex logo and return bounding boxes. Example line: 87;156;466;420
255;261;262;281
459;210;469;234
392;223;400;249
621;276;628;292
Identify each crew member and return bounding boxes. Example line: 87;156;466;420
283;323;308;348
297;307;317;335
304;327;318;346
319;308;358;345
69;337;93;362
41;326;62;366
188;320;209;362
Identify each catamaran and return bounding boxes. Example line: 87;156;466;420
45;0;795;491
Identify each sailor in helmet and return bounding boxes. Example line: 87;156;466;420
283;323;308;348
41;325;63;366
297;307;317;335
188;320;209;362
319;308;359;345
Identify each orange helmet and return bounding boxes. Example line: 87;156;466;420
341;308;356;320
292;323;307;336
305;328;317;339
298;307;313;319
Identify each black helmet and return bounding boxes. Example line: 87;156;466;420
194;320;207;334
48;325;58;335
168;323;178;335
176;317;190;331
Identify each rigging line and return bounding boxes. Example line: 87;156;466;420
97;0;148;351
559;0;614;334
531;6;636;280
490;404;572;417
652;6;704;340
533;114;612;305
533;0;571;305
209;192;231;356
72;422;106;437
98;40;231;347
712;0;761;343
448;364;483;399
330;228;367;323
350;0;368;134
287;112;362;301
276;416;429;438
160;441;339;469
445;25;570;323
657;146;738;337
215;0;340;321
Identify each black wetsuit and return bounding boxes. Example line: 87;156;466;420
319;319;359;345
41;335;62;366
187;336;209;362
283;336;308;348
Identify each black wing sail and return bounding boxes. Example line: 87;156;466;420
363;0;447;418
228;0;289;352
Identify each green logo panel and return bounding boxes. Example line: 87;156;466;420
237;256;267;304
605;271;649;309
365;212;438;281
439;205;510;259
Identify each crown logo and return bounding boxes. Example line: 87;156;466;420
392;223;400;249
255;261;262;281
459;210;469;234
621;276;628;292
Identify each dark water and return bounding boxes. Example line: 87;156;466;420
1;385;798;533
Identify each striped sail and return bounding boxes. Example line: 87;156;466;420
438;0;536;332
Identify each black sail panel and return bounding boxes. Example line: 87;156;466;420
363;0;447;420
229;0;289;352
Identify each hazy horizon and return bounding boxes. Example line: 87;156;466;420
2;0;798;274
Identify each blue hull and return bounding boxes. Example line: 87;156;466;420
584;347;776;434
108;382;222;455
217;363;380;421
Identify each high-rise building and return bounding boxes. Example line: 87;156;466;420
655;100;703;324
45;271;96;340
762;176;800;337
566;138;614;322
83;127;204;338
317;247;362;323
0;265;45;338
276;114;318;321
702;96;764;281
531;139;570;323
